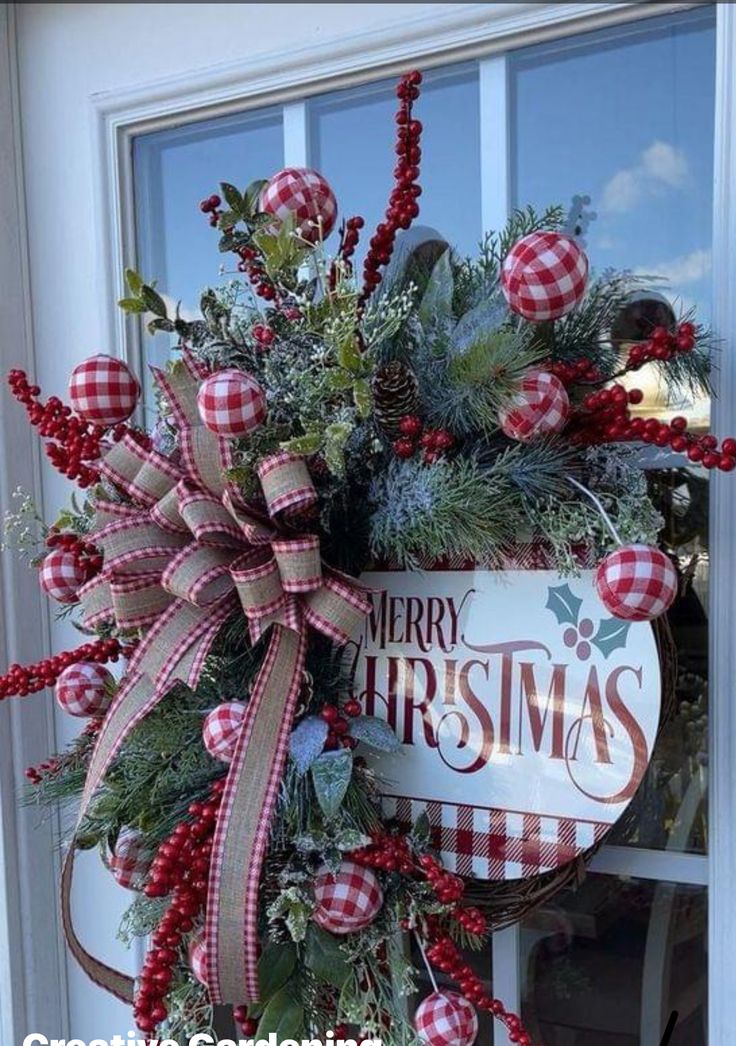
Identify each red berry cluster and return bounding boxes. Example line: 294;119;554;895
46;530;103;582
7;369;148;488
393;415;455;463
418;853;464;903
361;71;423;303
425;934;533;1045
236;245;278;301
24;756;61;785
0;637;128;700
135;779;225;1033
548;357;601;386
320;700;361;752
351;831;415;875
626;321;696;369
233;1006;258;1038
339;216;365;269
199;193;222;227
252;323;275;350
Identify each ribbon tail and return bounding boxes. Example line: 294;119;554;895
60;672;163;1004
206;624;307;1003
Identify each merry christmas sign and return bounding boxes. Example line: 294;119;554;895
350;568;661;880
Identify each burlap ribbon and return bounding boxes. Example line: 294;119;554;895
62;351;370;1004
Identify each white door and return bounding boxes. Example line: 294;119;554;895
4;3;736;1043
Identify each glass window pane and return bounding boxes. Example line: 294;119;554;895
608;466;708;854
308;63;481;260
509;8;716;427
133;107;283;373
520;873;707;1045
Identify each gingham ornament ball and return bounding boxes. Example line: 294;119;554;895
595;543;678;622
312;860;383;935
68;353;140;425
499;368;570;442
55;662;113;718
414;991;479;1046
501;231;588;321
188;932;209;986
107;829;152;891
202;701;246;763
196;368;267;437
39;548;86;604
260;166;338;242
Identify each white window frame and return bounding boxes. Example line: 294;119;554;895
83;2;734;1042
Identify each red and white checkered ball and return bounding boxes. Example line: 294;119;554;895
68;354;140;426
188;931;209;986
260;167;338;243
196;369;267;438
202;701;246;763
55;661;113;718
107;828;152;891
414;991;479;1046
39;548;86;604
501;231;588;321
595;543;678;621
499;368;570;442
313;860;383;935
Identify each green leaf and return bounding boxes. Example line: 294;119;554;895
146;317;174;335
545;583;582;627
591;617;632;658
311;749;353;820
411;810;431;846
418;248;454;329
281;433;322;456
258;940;297;1002
324;421;353;477
255;986;304;1041
244;178;268;215
326;370;355;391
220;181;244;214
117;297;146;314
124;268;143;295
140;285;168;318
290;716;329;775
348;715;401;752
353;378;372;418
337;334;362;372
305;924;351;988
217;209;240;230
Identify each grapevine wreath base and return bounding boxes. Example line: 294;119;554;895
0;69;724;1046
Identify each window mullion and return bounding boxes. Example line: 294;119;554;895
492;924;521;1046
479;55;509;234
283;100;309;167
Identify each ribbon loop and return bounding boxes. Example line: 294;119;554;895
272;536;322;593
161;543;236;607
258;452;316;517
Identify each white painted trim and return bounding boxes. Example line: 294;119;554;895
589;845;708;886
0;3;69;1037
708;6;736;1043
479;55;509;234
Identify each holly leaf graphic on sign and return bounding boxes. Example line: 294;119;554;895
545;583;582;627
592;617;631;658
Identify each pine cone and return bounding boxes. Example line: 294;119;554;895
371;361;419;438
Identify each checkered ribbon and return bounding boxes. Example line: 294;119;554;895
61;351;371;1005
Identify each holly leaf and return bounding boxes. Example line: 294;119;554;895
290;716;329;775
220;181;244;214
545;583;582;627
280;432;322;456
124;268;143;295
348;715;401;752
411;810;431;846
305;924;351;988
591;617;631;658
140;285;168;318
258;940;297;1002
255;986;304;1041
418;248;454;329
244;178;268;216
117;297;146;314
353;378;373;418
311;749;353;820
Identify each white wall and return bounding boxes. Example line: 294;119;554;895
13;3;462;1038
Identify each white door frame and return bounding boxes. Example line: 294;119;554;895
2;1;728;1042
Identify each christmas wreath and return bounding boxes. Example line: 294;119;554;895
1;70;725;1046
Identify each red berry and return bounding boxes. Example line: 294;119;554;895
398;414;423;438
393;437;416;459
722;437;736;457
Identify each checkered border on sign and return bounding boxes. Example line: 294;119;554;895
385;796;608;880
